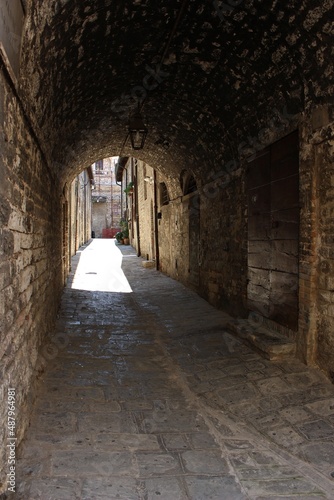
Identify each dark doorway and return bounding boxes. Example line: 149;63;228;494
247;131;299;331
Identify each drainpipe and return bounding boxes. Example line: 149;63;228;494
135;162;141;257
153;170;160;270
75;178;79;251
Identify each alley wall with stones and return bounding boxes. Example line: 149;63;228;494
156;109;334;381
0;59;64;482
301;108;334;381
0;58;94;493
68;169;93;268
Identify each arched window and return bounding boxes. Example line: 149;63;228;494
184;175;197;194
180;170;198;195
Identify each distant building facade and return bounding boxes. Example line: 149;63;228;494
91;157;122;238
117;157;171;266
60;167;94;284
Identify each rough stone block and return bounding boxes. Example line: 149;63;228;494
94;433;160;451
312;105;329;131
51;451;137;476
241;478;324;497
142;260;155;268
182;449;229;474
185;476;245;500
144;477;184;500
136;452;182;477
18;478;80;500
297;419;334;440
82;478;139;500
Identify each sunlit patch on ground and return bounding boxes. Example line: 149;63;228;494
70;239;133;293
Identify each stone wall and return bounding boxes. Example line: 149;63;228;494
69;170;93;256
148;164;247;316
136;162;155;262
299;106;334;378
158;196;191;286
125;104;334;382
0;58;64;492
155;110;334;381
0;50;94;493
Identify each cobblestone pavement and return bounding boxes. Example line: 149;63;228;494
16;240;334;499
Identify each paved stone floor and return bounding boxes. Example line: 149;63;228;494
16;240;334;499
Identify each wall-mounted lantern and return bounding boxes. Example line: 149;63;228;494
128;110;148;150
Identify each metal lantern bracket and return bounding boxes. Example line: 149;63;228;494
128;109;148;150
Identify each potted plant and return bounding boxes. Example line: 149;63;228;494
115;231;123;244
122;229;129;245
124;181;134;195
120;219;129;245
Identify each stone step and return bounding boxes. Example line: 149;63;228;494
142;260;156;269
226;318;296;361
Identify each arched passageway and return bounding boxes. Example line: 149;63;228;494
0;0;333;495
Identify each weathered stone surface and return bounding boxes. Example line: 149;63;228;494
0;62;91;494
144;477;185;500
227;319;296;360
181;450;229;474
1;0;334;496
297;419;334;440
142;260;156;269
241;478;324;497
13;242;334;499
185;476;246;500
18;477;81;500
51;450;137;477
82;478;139;500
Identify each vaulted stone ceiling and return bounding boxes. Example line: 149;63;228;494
19;0;333;185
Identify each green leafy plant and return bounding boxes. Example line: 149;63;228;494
124;181;134;194
120;219;129;238
115;231;123;243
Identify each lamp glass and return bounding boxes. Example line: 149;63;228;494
128;113;148;150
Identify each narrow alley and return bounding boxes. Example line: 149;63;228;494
16;240;334;499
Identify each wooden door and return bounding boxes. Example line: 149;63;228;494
248;131;299;330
